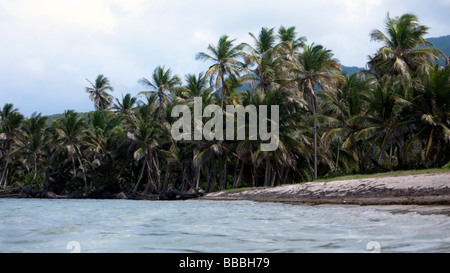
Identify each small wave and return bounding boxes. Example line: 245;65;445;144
41;225;83;235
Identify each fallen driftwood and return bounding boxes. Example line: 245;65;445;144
0;194;21;198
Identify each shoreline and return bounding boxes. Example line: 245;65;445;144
201;172;450;206
1;172;449;207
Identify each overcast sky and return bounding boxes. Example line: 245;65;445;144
1;0;449;117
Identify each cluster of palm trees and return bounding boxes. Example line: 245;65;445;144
1;13;449;198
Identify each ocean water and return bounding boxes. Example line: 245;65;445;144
0;199;449;253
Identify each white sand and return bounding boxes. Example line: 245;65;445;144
204;172;450;205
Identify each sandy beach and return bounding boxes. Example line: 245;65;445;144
202;172;450;206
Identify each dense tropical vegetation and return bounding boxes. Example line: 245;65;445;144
1;13;449;199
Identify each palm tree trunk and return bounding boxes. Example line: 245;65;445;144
71;153;77;179
264;156;271;187
0;146;12;188
205;162;212;193
153;150;161;192
307;81;318;181
158;90;163;119
233;158;239;186
233;160;244;188
270;167;276;187
162;165;170;193
252;166;257;187
75;150;87;189
31;153;38;187
313;118;318;180
133;158;147;194
283;168;290;185
220;162;227;190
210;163;217;192
335;143;340;171
220;68;226;109
143;156;155;194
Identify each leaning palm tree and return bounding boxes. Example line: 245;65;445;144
196;35;246;109
292;43;345;180
86;74;114;111
139;66;181;120
368;13;444;78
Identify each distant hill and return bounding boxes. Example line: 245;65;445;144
426;35;450;66
340;35;450;75
341;65;364;75
44;111;91;125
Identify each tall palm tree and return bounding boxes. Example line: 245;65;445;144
84;110;123;189
183;72;210;99
368;13;443;77
317;72;374;171
196;35;246;109
292;43;345;180
139;66;181;119
53;110;87;188
278;26;307;57
112;93;138;123
0;103;24;188
17;112;49;188
86;74;114;111
350;77;403;171
128;114;163;194
244;27;286;93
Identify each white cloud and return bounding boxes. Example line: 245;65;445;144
0;0;145;34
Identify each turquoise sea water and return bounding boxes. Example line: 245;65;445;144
0;199;449;253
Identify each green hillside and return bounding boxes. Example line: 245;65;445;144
342;35;450;75
426;35;450;66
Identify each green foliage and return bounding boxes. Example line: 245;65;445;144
443;161;450;169
1;14;449;197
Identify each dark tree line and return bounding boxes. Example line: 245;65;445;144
1;13;449;199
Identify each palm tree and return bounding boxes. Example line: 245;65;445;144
183;72;211;99
292;43;345;179
278;26;307;57
139;66;181;119
128;114;163;194
350;77;403;171
17;112;49;188
84;110;123;190
0;103;24;188
404;65;450;167
233;88;313;187
317;72;374;171
86;74;114;111
196;35;246;109
112;93;138;123
368;13;443;77
244;27;286;93
53;110;87;188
